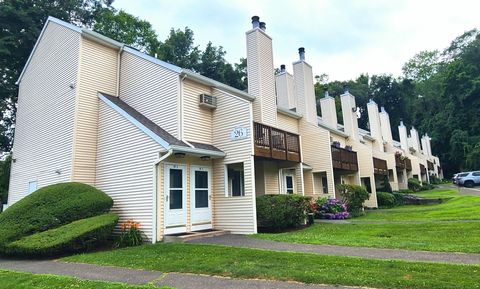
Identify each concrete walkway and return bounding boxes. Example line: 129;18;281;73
188;234;480;265
0;258;357;289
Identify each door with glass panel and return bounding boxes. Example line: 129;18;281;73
190;166;212;230
164;164;186;233
284;171;295;194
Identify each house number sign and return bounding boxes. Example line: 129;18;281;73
230;126;248;141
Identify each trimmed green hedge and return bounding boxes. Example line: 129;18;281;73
256;194;311;231
377;192;396;208
4;214;118;257
0;182;113;248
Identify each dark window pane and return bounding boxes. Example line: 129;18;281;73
322;177;328;194
286;176;293;188
228;163;244;197
170;169;183;188
170;189;182;209
287;189;294;194
232;170;242;196
195;189;208;208
195;171;208;188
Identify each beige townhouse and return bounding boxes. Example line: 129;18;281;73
7;15;441;242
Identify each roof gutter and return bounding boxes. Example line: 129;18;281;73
181;70;255;102
81;28;123;49
317;122;349;138
277;107;302;119
170;144;226;158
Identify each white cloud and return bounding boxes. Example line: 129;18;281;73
113;0;480;81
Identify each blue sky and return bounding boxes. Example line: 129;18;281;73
113;0;479;81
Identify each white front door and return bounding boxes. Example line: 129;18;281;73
164;164;187;234
190;166;212;231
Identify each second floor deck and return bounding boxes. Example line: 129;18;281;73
331;146;358;171
253;122;301;162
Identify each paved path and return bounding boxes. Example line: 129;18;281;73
315;219;480;225
189;234;480;265
0;258;356;289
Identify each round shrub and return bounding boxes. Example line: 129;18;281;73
256;194;311;231
337;184;371;214
3;214;118;257
399;189;414;194
377;192;396;208
408;178;422;192
0;182;113;248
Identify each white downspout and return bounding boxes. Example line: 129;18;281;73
152;149;173;243
116;45;125;97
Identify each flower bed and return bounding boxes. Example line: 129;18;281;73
315;198;349;219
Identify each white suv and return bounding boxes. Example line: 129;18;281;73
456;171;480;188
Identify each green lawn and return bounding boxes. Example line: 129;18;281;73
0;269;172;289
254;221;480;253
63;243;480;289
253;188;480;252
357;189;480;222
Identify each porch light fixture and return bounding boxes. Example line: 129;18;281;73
200;156;210;161
174;152;186;158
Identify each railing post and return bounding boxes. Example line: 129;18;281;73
268;126;273;158
284;132;288;160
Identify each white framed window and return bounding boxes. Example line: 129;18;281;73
225;163;245;197
28;181;38;195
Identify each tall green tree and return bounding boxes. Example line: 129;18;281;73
0;155;11;209
93;9;160;54
0;0;114;151
156;27;201;70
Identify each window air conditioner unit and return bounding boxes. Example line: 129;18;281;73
199;94;217;109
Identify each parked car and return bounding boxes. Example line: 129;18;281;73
455;171;480;188
452;174;458;184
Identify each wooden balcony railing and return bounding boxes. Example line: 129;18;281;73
420;164;427;175
331;146;358;171
427;161;434;170
253;122;301;162
395;154;406;170
405;158;412;171
373;157;388;176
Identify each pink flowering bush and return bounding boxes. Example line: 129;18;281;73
315;198;349;219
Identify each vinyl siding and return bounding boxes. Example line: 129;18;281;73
246;29;277;127
299;120;335;197
156;156;213;239
211;89;256;234
351;141;377;207
293;62;317;125
275;72;296;110
264;161;280;194
96;101;164;241
277;113;299;134
303;169;313;195
182;79;213;143
8;22;79;204
71;37;118;184
119;51;180;138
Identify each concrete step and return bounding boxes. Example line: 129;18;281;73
163;230;230;243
